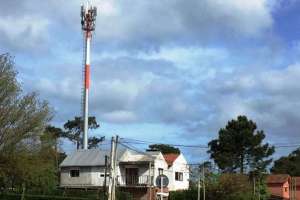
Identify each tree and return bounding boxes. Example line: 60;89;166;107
169;174;264;200
0;54;51;153
0;54;54;192
63;116;103;149
88;136;105;149
147;144;180;154
271;148;300;176
42;125;67;171
208;116;274;174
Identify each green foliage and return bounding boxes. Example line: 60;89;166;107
208;116;275;174
0;54;51;153
271;148;300;176
63;116;103;149
170;174;267;200
0;54;54;192
147;144;180;154
0;189;132;200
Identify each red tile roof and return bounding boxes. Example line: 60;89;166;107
163;153;179;166
267;174;290;184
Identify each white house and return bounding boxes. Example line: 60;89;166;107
117;149;189;191
59;148;189;198
162;153;189;191
117;149;168;187
60;149;124;188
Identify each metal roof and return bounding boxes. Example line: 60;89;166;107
267;174;290;184
60;148;125;167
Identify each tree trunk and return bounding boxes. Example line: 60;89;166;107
240;155;244;174
77;140;80;149
21;182;26;200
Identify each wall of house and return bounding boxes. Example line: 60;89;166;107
283;181;290;199
60;166;106;187
118;164;151;185
91;166;108;186
153;155;169;186
268;182;289;199
117;150;190;192
166;154;189;191
117;150;169;187
296;186;300;200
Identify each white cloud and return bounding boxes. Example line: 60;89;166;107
102;110;137;123
0;15;49;50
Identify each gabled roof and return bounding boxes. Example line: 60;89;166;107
267;174;290;184
60;149;110;167
118;150;164;164
163;153;179;166
60;148;126;167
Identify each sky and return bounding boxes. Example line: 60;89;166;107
1;0;300;163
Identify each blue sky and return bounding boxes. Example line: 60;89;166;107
1;0;300;163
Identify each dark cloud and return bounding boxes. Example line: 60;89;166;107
0;0;274;52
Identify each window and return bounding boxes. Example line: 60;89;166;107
158;168;164;175
175;172;183;181
284;187;288;192
100;173;109;178
70;169;80;177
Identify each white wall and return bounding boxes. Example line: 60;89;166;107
153;154;169;187
165;154;189;191
117;150;169;186
60;166;106;187
116;150;189;191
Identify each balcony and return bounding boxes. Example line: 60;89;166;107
117;175;153;187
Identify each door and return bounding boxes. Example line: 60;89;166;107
125;168;138;185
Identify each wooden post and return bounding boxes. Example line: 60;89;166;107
149;161;152;200
21;183;26;200
202;166;205;200
108;137;115;200
112;136;119;200
103;155;108;198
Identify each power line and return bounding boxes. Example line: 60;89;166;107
120;138;208;148
120;137;300;149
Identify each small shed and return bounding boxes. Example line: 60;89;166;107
60;149;110;188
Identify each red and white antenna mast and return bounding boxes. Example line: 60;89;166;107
81;2;97;150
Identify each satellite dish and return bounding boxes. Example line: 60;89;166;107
156;175;169;188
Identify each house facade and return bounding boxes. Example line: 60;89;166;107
117;150;168;187
267;174;290;199
267;174;300;200
163;153;189;191
60;149;111;188
116;150;189;199
60;148;189;199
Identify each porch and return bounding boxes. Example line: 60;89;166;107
117;175;153;187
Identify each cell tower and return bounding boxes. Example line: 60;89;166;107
81;3;97;150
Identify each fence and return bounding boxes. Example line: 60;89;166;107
117;175;153;187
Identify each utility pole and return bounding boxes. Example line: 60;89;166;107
108;136;119;200
108;137;115;200
202;166;205;200
112;136;119;200
103;155;108;198
253;176;256;198
160;176;164;200
197;171;201;200
148;161;152;200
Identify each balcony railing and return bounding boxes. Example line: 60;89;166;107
117;175;153;187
